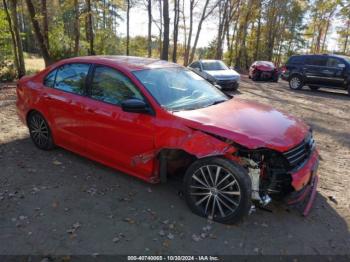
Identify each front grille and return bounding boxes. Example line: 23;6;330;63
283;133;315;169
217;80;237;89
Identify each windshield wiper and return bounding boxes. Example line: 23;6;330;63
209;100;227;106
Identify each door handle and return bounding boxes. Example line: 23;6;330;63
87;108;95;114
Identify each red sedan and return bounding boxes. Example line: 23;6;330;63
249;61;279;82
17;56;319;224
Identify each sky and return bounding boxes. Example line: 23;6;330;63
117;1;220;48
116;2;342;53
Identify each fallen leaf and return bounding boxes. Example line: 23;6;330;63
53;160;62;165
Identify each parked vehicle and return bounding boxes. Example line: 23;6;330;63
17;56;319;224
248;61;279;82
281;54;350;95
188;60;240;91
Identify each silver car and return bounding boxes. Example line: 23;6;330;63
188;60;240;91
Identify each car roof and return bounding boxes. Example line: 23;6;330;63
290;54;348;59
199;59;222;63
58;55;181;71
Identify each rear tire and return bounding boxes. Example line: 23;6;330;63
289;75;303;90
27;111;55;150
183;157;251;224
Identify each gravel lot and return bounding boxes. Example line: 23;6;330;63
0;76;349;257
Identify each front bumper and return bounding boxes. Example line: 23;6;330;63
286;149;319;215
216;79;239;90
290;149;319;191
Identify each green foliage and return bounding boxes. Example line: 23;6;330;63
49;21;77;60
0;10;13;62
95;29;124;55
197;39;218;60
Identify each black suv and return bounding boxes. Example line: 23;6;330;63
281;54;350;95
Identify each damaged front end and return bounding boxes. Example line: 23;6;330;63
234;133;319;216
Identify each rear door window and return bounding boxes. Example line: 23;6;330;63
43;69;57;88
54;64;90;95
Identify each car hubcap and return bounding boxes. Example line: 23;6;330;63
290;77;300;89
29;115;49;147
190;165;241;219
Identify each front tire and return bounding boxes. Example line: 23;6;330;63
28;111;55;150
183;157;251;224
252;71;259;81
289;75;303;90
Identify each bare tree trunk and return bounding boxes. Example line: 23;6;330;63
183;0;194;66
189;0;218;64
315;26;322;53
41;0;49;50
147;0;152;57
3;0;20;75
215;0;233;60
236;0;253;68
73;0;80;56
181;0;187;56
126;0;130;56
253;1;261;61
102;0;106;29
228;19;238;66
172;0;179;62
215;1;225;59
25;0;53;66
344;21;350;54
10;0;25;77
158;0;162;57
86;0;94;55
321;24;329;52
161;0;169;60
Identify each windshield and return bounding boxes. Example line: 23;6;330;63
202;61;228;71
339;55;350;63
133;67;229;111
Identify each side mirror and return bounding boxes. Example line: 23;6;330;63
121;98;150;114
338;64;346;69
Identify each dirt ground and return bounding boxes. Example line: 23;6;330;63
0;76;349;257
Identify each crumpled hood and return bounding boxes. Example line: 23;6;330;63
204;69;240;80
174;98;309;152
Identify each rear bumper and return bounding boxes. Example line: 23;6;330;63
252;70;279;80
16;101;27;125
